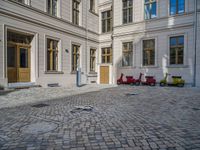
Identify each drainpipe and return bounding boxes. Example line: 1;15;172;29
193;0;197;87
85;0;89;84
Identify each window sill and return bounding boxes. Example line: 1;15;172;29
169;12;186;17
89;10;99;16
119;66;136;69
167;65;188;68
101;31;113;35
89;71;97;74
45;71;64;74
140;65;159;69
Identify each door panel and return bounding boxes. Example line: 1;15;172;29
18;46;30;82
100;66;109;84
7;46;17;83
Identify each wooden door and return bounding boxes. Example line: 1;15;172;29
7;45;17;83
100;66;109;84
17;45;31;82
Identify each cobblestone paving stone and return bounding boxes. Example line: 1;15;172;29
0;86;200;150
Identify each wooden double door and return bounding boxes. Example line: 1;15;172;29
7;43;31;83
100;66;109;84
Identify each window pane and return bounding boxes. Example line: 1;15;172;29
145;4;150;19
7;46;16;67
170;37;177;46
151;2;157;18
178;36;184;45
178;0;185;14
52;0;57;16
20;48;28;68
170;0;176;15
178;48;184;64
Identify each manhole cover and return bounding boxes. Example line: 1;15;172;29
126;93;138;96
20;122;58;134
70;105;93;114
31;103;49;108
192;108;200;111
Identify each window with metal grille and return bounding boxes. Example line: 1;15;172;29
122;42;133;66
72;44;80;72
170;0;185;15
90;49;96;72
47;39;58;71
72;0;80;25
143;39;155;66
123;0;133;24
144;0;157;19
102;10;112;33
170;36;184;65
102;47;112;63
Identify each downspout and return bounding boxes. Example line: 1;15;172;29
85;0;89;84
193;0;197;87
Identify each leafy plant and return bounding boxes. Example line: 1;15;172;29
0;84;4;90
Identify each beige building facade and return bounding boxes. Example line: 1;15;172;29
0;0;200;87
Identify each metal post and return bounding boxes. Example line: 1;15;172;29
76;67;81;87
193;0;197;87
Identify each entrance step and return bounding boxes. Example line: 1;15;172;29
8;82;41;89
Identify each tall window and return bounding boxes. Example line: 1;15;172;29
72;44;80;72
47;39;58;71
170;0;185;15
143;39;155;66
90;49;96;72
122;42;133;66
47;0;58;16
123;0;133;24
90;0;95;12
102;10;112;33
170;36;184;65
102;48;112;63
144;0;157;19
72;0;80;25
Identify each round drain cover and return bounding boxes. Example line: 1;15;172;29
20;122;58;134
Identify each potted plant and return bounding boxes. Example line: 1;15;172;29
0;84;4;90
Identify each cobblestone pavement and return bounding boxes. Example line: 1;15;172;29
0;84;116;109
0;86;200;150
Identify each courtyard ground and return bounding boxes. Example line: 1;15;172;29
0;85;200;150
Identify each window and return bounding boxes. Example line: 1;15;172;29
144;0;157;19
90;0;95;12
102;10;112;33
170;36;184;65
122;42;133;66
14;0;25;3
90;49;96;72
143;39;155;66
123;0;133;24
72;44;80;72
102;47;112;63
47;0;58;16
170;0;185;15
47;39;58;71
72;0;80;25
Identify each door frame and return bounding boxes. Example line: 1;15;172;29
7;42;31;83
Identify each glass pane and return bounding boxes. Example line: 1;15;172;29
178;48;184;64
102;56;105;63
123;10;128;23
145;4;150;19
170;37;177;46
151;2;157;18
170;48;176;64
53;51;57;70
178;36;184;45
178;0;185;14
20;48;28;68
170;0;176;15
47;51;51;70
52;0;57;16
7;46;16;67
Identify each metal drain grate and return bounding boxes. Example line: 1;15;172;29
31;103;49;108
70;105;93;114
126;93;139;96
